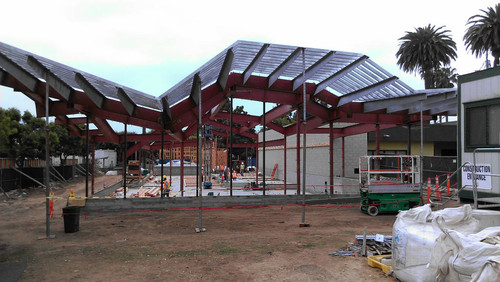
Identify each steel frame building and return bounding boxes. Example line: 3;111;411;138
0;40;457;197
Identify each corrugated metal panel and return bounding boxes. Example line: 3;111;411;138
0;41;160;110
159;40;414;106
1;40;421;114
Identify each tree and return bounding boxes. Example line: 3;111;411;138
396;24;457;89
464;4;500;66
50;123;85;166
17;111;47;167
0;107;22;158
0;107;88;167
429;67;458;88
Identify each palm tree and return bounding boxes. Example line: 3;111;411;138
430;67;458;88
396;24;457;89
464;4;500;67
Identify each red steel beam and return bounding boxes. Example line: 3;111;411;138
335;113;407;125
232;86;299;105
213;112;260;124
261;104;293;124
91;116;119;144
265;122;286;134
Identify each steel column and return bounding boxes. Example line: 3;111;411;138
407;124;412;155
262;100;266;196
376;124;380;180
161;130;164;198
342;136;345;177
123;123;127;199
44;73;51;238
170;142;173;196
300;48;307;226
196;115;199;197
420;101;424;200
284;136;287;194
296;109;300;195
86;115;89;198
180;141;184;195
91;142;95;195
230;94;233;196
197;73;203;232
255;135;259;184
329;121;334;195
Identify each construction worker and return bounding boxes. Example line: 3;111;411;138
240;162;245;176
163;175;171;197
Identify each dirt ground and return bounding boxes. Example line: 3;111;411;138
0;175;400;281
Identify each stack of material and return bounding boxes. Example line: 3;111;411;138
328;234;392;256
135;187;147;197
355;235;392;255
145;187;161;197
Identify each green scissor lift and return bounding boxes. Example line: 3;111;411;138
359;155;421;216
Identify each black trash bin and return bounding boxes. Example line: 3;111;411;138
63;206;80;233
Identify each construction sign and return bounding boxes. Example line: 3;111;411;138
461;163;492;190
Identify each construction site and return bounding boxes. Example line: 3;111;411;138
1;38;500;282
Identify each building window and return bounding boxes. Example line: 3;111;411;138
465;100;500;148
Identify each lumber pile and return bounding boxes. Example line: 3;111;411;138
133;186;161;197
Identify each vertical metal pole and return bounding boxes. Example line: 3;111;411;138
198;78;203;231
161;130;164;198
123;123;127;199
91;142;95;195
142;127;146;169
180;141;184;195
44;74;51;238
342;136;345;177
255;135;259;185
138;148;141;176
263;100;266;196
284;136;287;194
215;138;218;171
473;149;478;209
196;120;200;197
329;121;334;195
85;115;89;198
407;124;412;155
301;48;307;226
420;101;424;194
376;124;380;180
296;110;301;194
376;124;380;156
170;142;173;196
230;95;233;196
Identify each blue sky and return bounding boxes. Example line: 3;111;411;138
1;0;498;125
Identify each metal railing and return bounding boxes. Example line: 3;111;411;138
430;147;500;209
429;161;471;208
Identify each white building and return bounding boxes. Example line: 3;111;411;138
258;128;366;193
458;67;500;202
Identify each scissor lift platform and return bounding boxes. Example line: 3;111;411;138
360;155;421;216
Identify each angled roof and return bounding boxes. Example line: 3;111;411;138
0;41;160;111
0;39;458;153
160;40;416;107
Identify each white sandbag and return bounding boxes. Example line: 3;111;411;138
428;224;500;281
393;204;480;282
471;256;500;282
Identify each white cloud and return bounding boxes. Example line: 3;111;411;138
1;0;499;110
